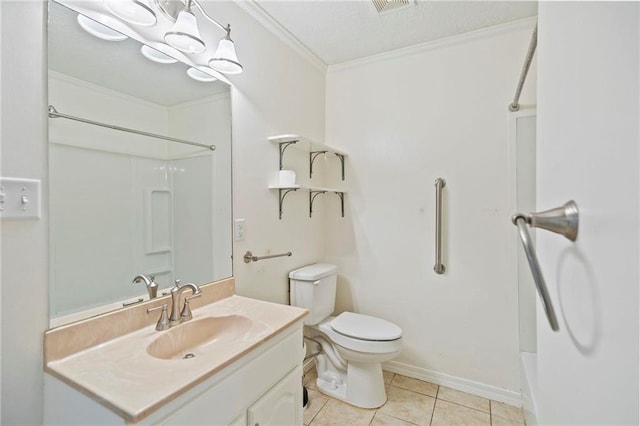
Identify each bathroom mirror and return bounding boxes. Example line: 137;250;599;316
47;1;232;324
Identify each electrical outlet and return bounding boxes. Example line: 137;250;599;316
234;219;246;241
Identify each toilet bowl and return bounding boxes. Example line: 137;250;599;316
289;264;402;408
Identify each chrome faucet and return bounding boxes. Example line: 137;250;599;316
169;280;201;326
132;274;158;299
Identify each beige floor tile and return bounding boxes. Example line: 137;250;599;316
490;401;524;423
304;368;318;391
436;387;490;413
309;398;376;426
304;389;329;425
491;413;525;426
377;385;435;426
431;399;490;426
383;370;395;385
371;411;417;425
390;374;438;397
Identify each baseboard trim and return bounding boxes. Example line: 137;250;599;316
383;360;522;407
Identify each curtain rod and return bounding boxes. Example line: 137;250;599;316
47;105;215;151
509;23;537;112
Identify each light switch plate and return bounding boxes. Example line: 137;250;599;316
0;177;41;220
234;219;246;241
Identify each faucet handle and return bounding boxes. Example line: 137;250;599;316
147;276;158;299
173;279;181;290
180;293;202;321
147;304;169;331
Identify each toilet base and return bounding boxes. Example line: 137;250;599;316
316;359;387;409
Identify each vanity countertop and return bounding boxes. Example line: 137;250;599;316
43;281;308;423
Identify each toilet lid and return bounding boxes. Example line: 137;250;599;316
331;312;402;341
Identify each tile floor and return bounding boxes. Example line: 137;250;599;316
303;370;525;426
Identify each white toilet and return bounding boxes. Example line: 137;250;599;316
289;263;402;408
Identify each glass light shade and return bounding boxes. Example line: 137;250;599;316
209;37;243;74
187;67;218;82
77;14;128;41
140;45;178;64
104;0;157;27
164;10;205;54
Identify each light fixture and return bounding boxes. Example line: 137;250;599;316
78;0;244;76
77;14;128;41
186;67;217;82
158;0;244;74
140;45;178;64
209;26;243;75
104;0;157;27
164;1;205;54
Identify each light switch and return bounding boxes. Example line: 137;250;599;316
0;177;41;220
234;219;246;241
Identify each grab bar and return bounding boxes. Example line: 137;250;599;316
512;200;579;332
434;178;446;274
243;250;292;263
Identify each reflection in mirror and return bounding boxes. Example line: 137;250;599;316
48;1;232;325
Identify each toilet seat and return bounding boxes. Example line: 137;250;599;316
331;312;402;341
316;314;402;355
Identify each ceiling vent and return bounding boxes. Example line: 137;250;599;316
372;0;412;14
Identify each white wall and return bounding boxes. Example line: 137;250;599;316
536;3;639;424
204;3;327;304
325;21;536;396
0;2;48;424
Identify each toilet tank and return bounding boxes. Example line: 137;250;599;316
289;263;337;325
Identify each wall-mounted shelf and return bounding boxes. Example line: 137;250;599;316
268;134;348;180
268;185;346;219
269;134;348;219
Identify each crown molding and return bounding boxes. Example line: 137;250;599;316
328;16;537;74
234;0;327;73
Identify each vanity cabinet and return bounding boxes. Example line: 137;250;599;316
44;322;304;425
247;366;302;426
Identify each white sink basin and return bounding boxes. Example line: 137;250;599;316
146;315;253;360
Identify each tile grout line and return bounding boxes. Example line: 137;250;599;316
375;411;421;426
387;383;439;399
435;397;491;415
428;385;440;425
489;400;493;426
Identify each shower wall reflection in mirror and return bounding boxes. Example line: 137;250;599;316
48;1;232;324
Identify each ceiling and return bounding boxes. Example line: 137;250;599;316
48;1;537;105
254;1;538;65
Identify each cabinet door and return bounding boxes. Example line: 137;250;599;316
247;366;302;426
